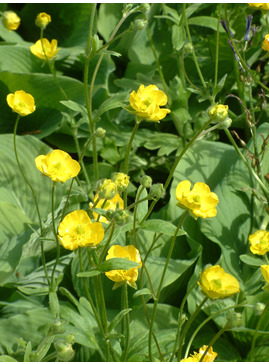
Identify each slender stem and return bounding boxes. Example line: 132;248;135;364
13;115;50;286
148;211;188;361
142;117;213;223
260;214;269;230
248;84;261;177
50;182;61;289
121;283;130;361
169;281;197;362
224;128;269;201
250;301;269;361
213;4;221;102
126;196;151;211
99;222;115;263
182;4;210;99
123;121;140;207
177;296;208;361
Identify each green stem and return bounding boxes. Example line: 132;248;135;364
182;4;210;99
148;211;188;361
99;222;115;263
248;84;261;177
123;121;140;207
260;214;269;230
50;182;61;289
199;327;227;362
213;3;221;102
142;117;213;223
126;196;151;211
169;281;197;362
13;115;50;286
121;282;130;361
224;128;269;201
250;301;269;361
177;296;208;361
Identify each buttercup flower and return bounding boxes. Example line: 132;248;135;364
111;172;130;192
58;210;104;250
6;90;36;116
105;245;142;283
249;230;269;255
262;34;269;51
176;180;219;219
129;84;170;122
35;149;80;182
89;192;124;224
30;38;60;60
181;345;217;362
2;11;20;31
198;265;240;299
248;3;269;10
35;12;51;29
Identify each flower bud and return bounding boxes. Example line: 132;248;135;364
35;12;51;29
112;209;129;226
55;341;74;362
148;183;166;200
208;104;229;122
225;312;243;329
95;127;106;138
140;175;152;188
96;179;117;200
17;338;27;350
133;18;148;31
111;172;130;192
2;11;20;31
139;3;150;13
255;302;266;316
29;352;40;362
217;117;232;129
65;333;76;345
50;318;66;334
184;43;193;54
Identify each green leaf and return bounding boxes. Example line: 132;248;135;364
92;93;128;123
239;254;266;267
139;219;186;236
60;100;88;119
23;342;32;362
77;270;100;278
172;25;186;51
49;292;60;318
132;288;153;299
135;186;148;223
97;3;123;42
108;308;132;333
0;356;17;362
98;258;140;272
188;16;225;31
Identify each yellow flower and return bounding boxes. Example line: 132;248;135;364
2;11;20;31
111;172;130;192
175;180;219;219
35;12;51;29
208;104;228;121
105;245;142;283
249;3;269;10
30;38;60;60
96;178;117;200
6;90;36;117
89;192;124;224
249;230;269;255
198;265;240;299
181;345;217;362
129;84;170;122
262;34;269;51
58;210;104;250
35;149;80;182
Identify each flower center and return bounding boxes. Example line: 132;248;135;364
143;97;152;108
76;224;84;235
193;195;201;203
54;162;62;170
211;279;222;290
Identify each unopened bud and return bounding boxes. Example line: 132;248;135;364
217;117;232;129
65;333;76;345
226;312;243;329
140;175;152;188
139;3;150;14
255;302;266;316
35;12;51;29
96;179;117;200
133;18;148;31
50;318;65;334
55;341;74;362
17;338;27;350
111;172;130;192
29;352;40;362
208;104;229;122
184;43;193;54
112;209;129;225
148;183;166;200
95;127;106;138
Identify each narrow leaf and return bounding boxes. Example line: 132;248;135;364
98;258;139;272
108;308;132;333
77;270;100;278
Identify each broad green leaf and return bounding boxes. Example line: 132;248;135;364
97;3;123;42
60;100;88;119
0;356;17;362
77;270;100;278
172;25;186;51
132;288;153;299
188;16;225;32
139;219;186;236
98;258;140;272
92;93;128;123
108;308;132;333
135;186;148;223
